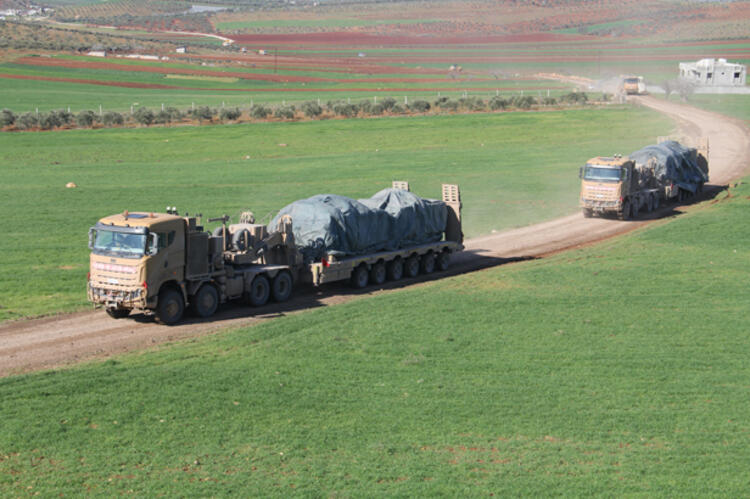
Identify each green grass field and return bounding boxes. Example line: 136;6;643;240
0;55;575;113
2;175;748;495
668;94;750;123
0;106;670;322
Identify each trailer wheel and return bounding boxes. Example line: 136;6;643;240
370;261;386;285
106;308;130;319
271;271;293;303
248;274;270;307
191;284;218;318
155;287;184;325
582;208;593;218
436;250;451;271
405;255;420;278
619;199;631;221
387;258;403;281
421;252;436;274
350;264;369;289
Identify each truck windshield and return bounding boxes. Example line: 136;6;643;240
584;165;621;182
92;229;147;259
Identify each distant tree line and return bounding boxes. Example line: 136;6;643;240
0;92;603;132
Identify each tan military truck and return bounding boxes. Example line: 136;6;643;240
622;76;646;95
88;182;463;324
579;139;709;220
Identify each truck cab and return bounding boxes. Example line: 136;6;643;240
579;156;635;219
88;211;187;319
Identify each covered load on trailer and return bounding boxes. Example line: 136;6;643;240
270;187;448;263
629;140;709;193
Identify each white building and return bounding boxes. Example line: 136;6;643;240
679;58;746;87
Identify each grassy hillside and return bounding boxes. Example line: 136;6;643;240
0;106;670;321
669;94;750;124
2;177;748;495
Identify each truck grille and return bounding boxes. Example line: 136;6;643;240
583;185;619;201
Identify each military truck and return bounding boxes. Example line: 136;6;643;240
622;76;646;95
87;182;463;324
579;139;709;220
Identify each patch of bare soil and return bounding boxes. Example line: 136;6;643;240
1;96;748;377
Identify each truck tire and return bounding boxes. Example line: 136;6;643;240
631;199;639;218
436;250;451;271
191;284;219;318
421;252;436;274
652;194;660;210
677;188;685;203
106;308;130;319
350;264;369;289
248;274;270;307
582;208;593;218
405;255;420;278
155;288;184;325
619;199;631;221
370;261;386;285
387;258;403;281
646;195;654;213
271;271;293;303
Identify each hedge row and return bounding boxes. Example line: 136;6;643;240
1;92;601;132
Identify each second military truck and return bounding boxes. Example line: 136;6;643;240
579;139;709;220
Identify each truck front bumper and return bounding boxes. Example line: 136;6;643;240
581;199;621;211
88;283;148;309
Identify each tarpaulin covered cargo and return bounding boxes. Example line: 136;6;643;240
630;140;709;193
270;188;447;262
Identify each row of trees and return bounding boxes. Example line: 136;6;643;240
0;92;599;132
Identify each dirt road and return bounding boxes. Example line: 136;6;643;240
1;96;748;377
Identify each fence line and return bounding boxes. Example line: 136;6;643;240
6;88;593;116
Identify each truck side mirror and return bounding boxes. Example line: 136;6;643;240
578;166;584;179
146;232;159;256
88;228;96;250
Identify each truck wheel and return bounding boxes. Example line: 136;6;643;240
619;200;631;221
248;274;270;307
370;261;386;285
405;255;420;278
631;200;639;218
421;252;436;274
582;208;593;218
387;258;403;281
106;308;130;319
155;288;184;325
652;195;660;210
677;189;685;203
191;284;218;318
646;195;654;213
350;264;369;289
436;250;451;271
271;271;293;302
